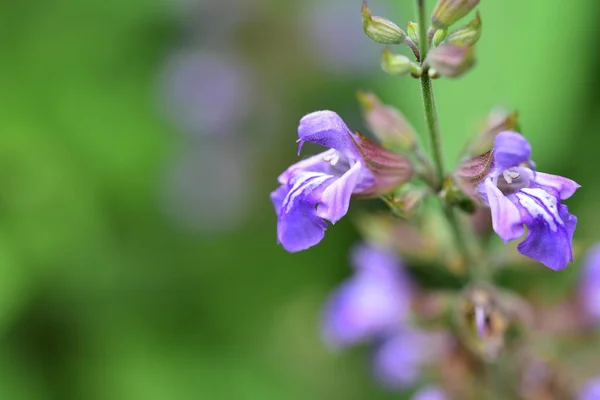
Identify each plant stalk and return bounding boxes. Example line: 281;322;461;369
414;0;482;278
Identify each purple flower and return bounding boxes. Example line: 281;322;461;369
477;131;579;270
321;243;412;348
579;378;600;400
411;386;449;400
271;111;413;252
579;244;600;323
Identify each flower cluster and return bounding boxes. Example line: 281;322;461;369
268;0;595;397
322;243;448;392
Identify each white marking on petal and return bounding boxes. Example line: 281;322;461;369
283;172;332;214
516;188;563;232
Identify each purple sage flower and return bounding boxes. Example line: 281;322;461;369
476;131;579;270
373;330;448;389
271;111;413;252
321;243;412;348
579;244;600;323
412;386;449;400
579;378;600;400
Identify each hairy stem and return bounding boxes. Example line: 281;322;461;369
415;0;444;186
414;0;482;278
419;76;444;185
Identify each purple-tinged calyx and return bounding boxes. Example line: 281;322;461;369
462;131;579;270
357;91;418;151
431;0;480;30
426;44;475;78
271;111;413;252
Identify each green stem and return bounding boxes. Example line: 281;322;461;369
414;0;483;279
419;75;444;185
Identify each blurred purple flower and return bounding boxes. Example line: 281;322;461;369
579;378;600;400
579;244;600;323
411;386;449;400
161;51;252;138
301;0;384;75
322;243;412;348
373;330;445;389
271;111;412;252
478;131;579;270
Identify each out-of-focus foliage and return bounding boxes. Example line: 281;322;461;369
0;0;598;399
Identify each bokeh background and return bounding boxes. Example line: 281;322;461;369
0;0;599;399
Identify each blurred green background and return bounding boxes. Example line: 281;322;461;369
0;0;598;399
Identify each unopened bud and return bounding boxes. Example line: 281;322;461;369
407;22;420;45
432;29;448;47
357;91;418;150
446;11;482;45
426;44;475;78
432;0;480;30
381;49;421;76
362;1;407;44
464;109;520;157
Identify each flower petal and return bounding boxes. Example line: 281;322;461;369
373;330;445;389
412;386;448;400
351;242;406;277
579;244;600;322
315;161;364;223
578;377;600;400
277;150;333;185
516;191;576;270
493;131;531;172
322;244;411;348
270;184;288;214
484;178;524;242
277;173;334;252
322;274;405;348
297;111;360;159
532;171;580;200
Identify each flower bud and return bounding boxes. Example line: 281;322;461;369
381;49;421;76
446;11;482;45
407;22;420;45
431;29;448;47
426;44;475;78
464;109;520;157
432;0;480;30
362;1;407;45
357;91;418;150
